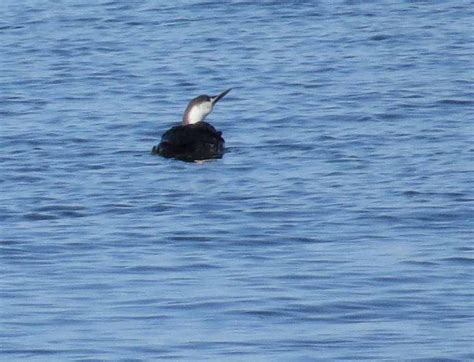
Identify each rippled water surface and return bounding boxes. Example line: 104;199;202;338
1;1;473;360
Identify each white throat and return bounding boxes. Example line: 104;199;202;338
183;102;213;125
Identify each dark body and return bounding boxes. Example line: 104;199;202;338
152;121;225;161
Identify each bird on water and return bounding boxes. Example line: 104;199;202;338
152;88;232;161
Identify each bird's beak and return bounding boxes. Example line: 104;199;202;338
211;88;232;105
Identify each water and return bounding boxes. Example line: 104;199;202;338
1;1;473;360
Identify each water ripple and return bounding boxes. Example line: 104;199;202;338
1;1;472;360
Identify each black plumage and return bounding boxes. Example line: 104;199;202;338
152;121;224;161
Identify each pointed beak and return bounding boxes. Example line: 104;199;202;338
211;88;232;105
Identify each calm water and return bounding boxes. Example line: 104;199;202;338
1;1;473;360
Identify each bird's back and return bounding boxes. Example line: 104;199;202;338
152;121;224;161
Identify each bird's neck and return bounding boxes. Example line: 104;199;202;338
183;106;208;125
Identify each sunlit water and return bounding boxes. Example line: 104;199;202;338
1;1;473;360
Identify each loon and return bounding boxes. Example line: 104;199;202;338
152;88;232;161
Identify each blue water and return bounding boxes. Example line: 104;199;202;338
1;1;473;360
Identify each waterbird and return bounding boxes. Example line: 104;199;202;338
152;88;232;161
